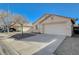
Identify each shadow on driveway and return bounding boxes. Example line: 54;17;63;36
10;33;65;43
10;33;36;40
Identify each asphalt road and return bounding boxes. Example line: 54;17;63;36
54;34;79;55
0;40;18;55
0;33;19;55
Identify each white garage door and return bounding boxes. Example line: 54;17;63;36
44;23;67;35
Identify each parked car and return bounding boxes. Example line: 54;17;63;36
0;28;3;32
9;28;16;32
74;26;79;34
0;27;16;32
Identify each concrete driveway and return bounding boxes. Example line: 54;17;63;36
0;33;66;55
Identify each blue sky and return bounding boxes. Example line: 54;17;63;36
0;3;79;24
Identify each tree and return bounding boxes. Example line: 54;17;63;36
0;10;17;32
0;10;28;34
12;14;27;36
0;10;11;32
71;18;78;24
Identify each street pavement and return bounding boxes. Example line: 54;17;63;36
54;34;79;55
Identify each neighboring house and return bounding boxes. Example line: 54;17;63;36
10;22;32;33
32;14;73;36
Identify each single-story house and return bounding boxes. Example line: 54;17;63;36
32;14;73;36
10;22;32;33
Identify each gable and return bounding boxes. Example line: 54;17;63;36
33;14;72;26
41;15;71;24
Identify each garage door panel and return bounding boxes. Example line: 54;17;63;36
44;23;66;35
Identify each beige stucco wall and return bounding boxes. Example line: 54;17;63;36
33;15;73;36
16;26;32;33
